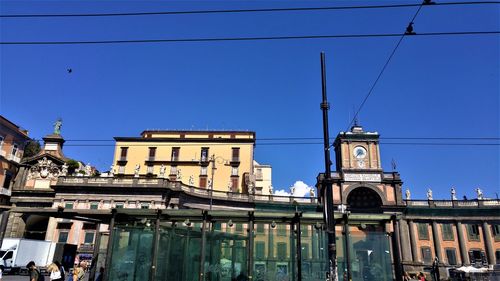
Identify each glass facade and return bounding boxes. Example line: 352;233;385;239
106;212;394;281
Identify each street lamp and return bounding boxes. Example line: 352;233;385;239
207;154;230;211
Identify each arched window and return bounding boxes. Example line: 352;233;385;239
346;187;383;212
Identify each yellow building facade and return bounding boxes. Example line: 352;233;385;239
112;130;257;193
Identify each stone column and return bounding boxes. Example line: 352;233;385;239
408;220;419;262
431;221;443;262
482;221;495;266
456;221;469;265
399;220;412;263
45;217;58;241
392;217;403;281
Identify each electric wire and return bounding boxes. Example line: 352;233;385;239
1;1;498;18
1;31;498;45
346;2;425;131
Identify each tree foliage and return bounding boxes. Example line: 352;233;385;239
66;159;80;175
22;139;41;159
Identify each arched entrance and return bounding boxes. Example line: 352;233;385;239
23;215;49;240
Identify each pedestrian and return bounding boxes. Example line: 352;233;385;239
48;262;63;281
26;261;44;281
403;271;411;281
72;261;87;281
0;264;4;281
418;272;426;281
54;261;65;280
95;267;104;281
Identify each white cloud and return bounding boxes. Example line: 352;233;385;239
290;181;312;197
274;189;291;196
273;180;315;197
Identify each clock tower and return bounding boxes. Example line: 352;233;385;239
333;124;382;172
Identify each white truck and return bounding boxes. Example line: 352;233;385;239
0;238;77;274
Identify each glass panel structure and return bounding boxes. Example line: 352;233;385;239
108;224;154;281
105;211;395;281
348;225;393;281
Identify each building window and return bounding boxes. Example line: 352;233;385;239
417;223;429;240
65;203;74;209
90;202;99;210
235;224;243;232
148;147;156;161
445;248;457;265
120;147;128;161
277;225;286;236
201;148;209;162
213;222;221;231
231;177;239;191
147;165;154;174
58;231;69;243
170;166;177;175
231;148;240;162
171;147;180;161
302;243;310;260
441;224;454;241
301;225;309;237
2;172;12;189
492;225;500;241
231;167;239;176
118;165;125;174
469;250;487;266
200;166;207;176
11;144;18;157
421;247;432;263
141;204;149;209
255;241;265;259
199;177;207;188
256;224;264;234
277;242;287;259
496;250;500;264
84;232;95;244
467;224;480;241
0;136;4;149
116;203;124;209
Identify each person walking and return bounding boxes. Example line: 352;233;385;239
54;261;65;280
26;261;43;281
47;262;63;281
95;267;104;281
72;261;87;281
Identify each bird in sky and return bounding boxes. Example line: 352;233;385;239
67;68;73;73
405;22;415;35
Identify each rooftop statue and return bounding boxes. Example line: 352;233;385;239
405;189;411;200
427;188;433;200
476;188;484;200
451;187;457;200
53;118;63;135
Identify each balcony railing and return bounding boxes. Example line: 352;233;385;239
406;199;500;208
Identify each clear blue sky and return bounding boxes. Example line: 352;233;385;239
1;1;498;199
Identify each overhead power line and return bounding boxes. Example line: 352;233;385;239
56;142;499;147
346;2;424;131
1;1;498;18
1;31;498;45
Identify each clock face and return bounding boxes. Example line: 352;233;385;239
353;146;367;159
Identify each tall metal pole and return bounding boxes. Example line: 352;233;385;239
210;154;216;211
320;52;338;281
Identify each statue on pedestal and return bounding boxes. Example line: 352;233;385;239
309;188;315;197
177;169;182;180
427;188;433;200
188;175;194;186
269;185;273;195
451;187;457;200
159;164;166;178
85;163;92;176
109;164;115;177
134;164;140;177
53;118;63;135
61;162;68;176
476;188;484;200
405;189;411;200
